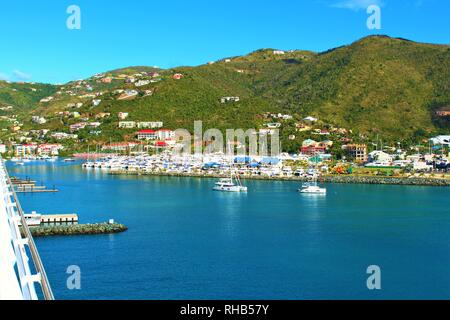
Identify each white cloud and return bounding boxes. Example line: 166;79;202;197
0;70;32;82
12;70;32;81
332;0;384;11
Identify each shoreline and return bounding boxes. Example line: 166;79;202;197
108;170;450;187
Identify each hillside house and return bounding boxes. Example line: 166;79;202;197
51;132;78;140
31;116;47;124
87;122;102;128
172;73;184;80
95;112;111;119
118;90;138;100
295;123;312;132
266;123;281;129
220;97;240;103
70;122;87;132
273;50;285;55
303;116;318;123
118;121;136;129
135;80;150;87
137;130;156;140
118;112;129;120
143;90;153;97
436;106;450;117
137;122;163;129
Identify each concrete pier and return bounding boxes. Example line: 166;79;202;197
40;214;78;224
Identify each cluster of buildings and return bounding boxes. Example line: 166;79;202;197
12;143;64;157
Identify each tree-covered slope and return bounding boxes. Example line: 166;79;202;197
1;35;449;146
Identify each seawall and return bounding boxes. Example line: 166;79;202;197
22;223;128;237
108;170;450;187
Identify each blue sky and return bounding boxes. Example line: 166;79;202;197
0;0;448;84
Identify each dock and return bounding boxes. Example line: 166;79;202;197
22;213;79;226
15;188;59;193
11;177;59;193
40;214;78;224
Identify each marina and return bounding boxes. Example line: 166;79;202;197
79;153;450;187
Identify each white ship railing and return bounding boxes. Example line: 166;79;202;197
0;158;54;300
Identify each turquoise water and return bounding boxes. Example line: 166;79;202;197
7;161;450;300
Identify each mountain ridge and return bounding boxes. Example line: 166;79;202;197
0;35;448;152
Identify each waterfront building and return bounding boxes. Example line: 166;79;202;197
101;142;139;152
343;144;368;163
37;144;63;156
368;150;392;164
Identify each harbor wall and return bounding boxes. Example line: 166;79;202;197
108;170;450;187
21;223;128;237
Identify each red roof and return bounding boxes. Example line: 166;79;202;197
138;130;156;134
155;141;167;147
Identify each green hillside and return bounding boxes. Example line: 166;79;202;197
1;35;449;151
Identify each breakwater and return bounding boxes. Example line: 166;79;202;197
109;170;450;187
321;175;450;186
22;223;128;237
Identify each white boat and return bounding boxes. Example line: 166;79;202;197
213;178;248;192
299;184;327;194
63;158;76;162
16;162;25;166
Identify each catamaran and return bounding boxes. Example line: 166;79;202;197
213;146;248;192
299;182;327;194
299;166;326;194
213;176;248;192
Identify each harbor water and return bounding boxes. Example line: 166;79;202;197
7;161;450;300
